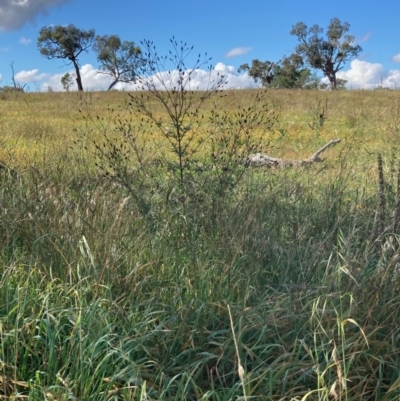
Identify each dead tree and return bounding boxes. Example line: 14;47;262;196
243;138;341;167
10;62;26;92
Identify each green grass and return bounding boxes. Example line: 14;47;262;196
2;89;400;400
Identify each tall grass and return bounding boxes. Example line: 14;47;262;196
2;89;400;400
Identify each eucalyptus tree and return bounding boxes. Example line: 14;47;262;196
238;55;316;89
61;72;74;91
238;59;277;87
93;35;146;91
290;18;361;89
38;24;95;91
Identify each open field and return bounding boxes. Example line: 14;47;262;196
2;89;400;400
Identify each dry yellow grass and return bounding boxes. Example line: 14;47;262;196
1;89;399;178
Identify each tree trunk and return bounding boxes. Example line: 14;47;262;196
107;79;118;91
72;59;84;92
324;64;337;90
330;74;337;90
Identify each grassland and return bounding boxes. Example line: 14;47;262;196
1;88;400;400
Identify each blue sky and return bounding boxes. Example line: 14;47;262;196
0;0;400;91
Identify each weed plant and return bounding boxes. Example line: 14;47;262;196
2;47;400;398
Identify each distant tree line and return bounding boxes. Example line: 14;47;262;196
0;18;361;92
239;18;361;90
238;54;322;89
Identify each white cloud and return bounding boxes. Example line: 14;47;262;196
212;62;256;89
0;74;2;82
384;70;400;88
123;62;256;91
214;63;235;73
20;60;400;92
39;64;114;91
325;59;400;89
225;47;252;58
357;32;372;43
15;69;48;82
392;53;400;63
78;64;115;90
0;0;72;32
33;62;257;91
19;36;32;45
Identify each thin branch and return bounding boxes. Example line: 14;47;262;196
309;138;341;162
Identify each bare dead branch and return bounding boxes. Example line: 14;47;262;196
243;138;341;167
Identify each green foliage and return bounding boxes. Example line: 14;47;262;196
290;17;362;89
239;55;320;89
3;150;400;399
238;59;276;86
336;77;348;90
78;38;276;247
37;24;95;91
274;54;316;88
304;70;323;89
93;34;146;91
60;72;74;91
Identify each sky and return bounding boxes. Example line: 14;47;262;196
0;0;400;91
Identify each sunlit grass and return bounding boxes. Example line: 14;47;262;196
1;89;400;399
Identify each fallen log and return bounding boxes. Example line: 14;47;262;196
243;138;341;167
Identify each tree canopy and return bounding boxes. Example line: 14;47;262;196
273;54;314;89
290;18;361;90
37;24;95;91
93;35;146;91
239;55;319;89
238;60;276;87
61;73;74;91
